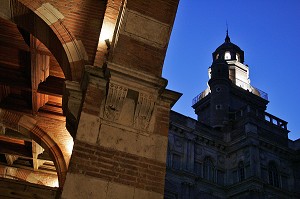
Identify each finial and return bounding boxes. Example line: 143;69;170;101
225;22;230;43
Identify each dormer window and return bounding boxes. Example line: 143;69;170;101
224;51;231;60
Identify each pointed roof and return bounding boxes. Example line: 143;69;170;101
225;29;230;43
212;31;245;63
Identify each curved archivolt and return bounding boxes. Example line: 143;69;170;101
0;0;87;81
0;108;68;187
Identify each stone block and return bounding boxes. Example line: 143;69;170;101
61;173;107;199
98;124;168;162
133;187;164;199
106;182;134;199
76;112;100;144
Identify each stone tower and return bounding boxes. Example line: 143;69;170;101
193;32;268;130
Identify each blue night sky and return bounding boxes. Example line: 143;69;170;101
163;0;300;140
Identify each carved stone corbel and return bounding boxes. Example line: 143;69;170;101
133;92;155;130
104;82;128;121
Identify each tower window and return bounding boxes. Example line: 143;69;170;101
203;157;215;182
268;162;280;187
236;53;240;62
216;54;219;60
238;161;245;181
224;51;231;60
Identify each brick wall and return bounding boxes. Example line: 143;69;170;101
69;140;166;194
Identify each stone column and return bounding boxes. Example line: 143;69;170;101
62;65;181;199
61;0;180;198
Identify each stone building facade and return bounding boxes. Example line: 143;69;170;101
164;33;300;199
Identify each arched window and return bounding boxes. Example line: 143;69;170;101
203;157;214;182
238;161;245;181
236;53;240;62
268;162;279;187
224;51;231;60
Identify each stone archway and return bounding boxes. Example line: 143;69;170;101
0;108;68;187
0;0;87;81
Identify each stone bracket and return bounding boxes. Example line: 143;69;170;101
134;92;155;130
104;82;128;121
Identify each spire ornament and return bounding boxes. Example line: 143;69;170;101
225;22;230;43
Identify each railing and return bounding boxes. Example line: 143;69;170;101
192;77;268;106
192;88;210;106
264;112;288;130
231;76;268;101
252;87;268;101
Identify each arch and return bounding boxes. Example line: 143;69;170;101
0;108;67;187
0;0;87;81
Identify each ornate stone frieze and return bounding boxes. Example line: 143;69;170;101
133;92;155;130
104;82;128;121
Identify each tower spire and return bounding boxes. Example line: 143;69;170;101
225;22;230;43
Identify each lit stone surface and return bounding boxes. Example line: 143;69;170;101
122;9;170;48
106;182;135;199
134;188;164;199
63;40;87;63
18;115;37;131
62;173;108;199
98;123;168;162
0;0;11;20
35;3;64;25
77;112;100;144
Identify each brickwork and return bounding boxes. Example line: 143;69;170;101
112;34;166;76
154;106;171;137
69;140;166;194
127;0;179;24
81;83;106;116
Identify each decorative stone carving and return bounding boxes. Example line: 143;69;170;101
104;83;128;121
133;92;155;130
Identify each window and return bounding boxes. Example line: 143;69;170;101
268;162;280;187
195;161;202;176
236;53;240;62
203;157;215;182
172;154;181;170
238;161;245;181
224;51;231;60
